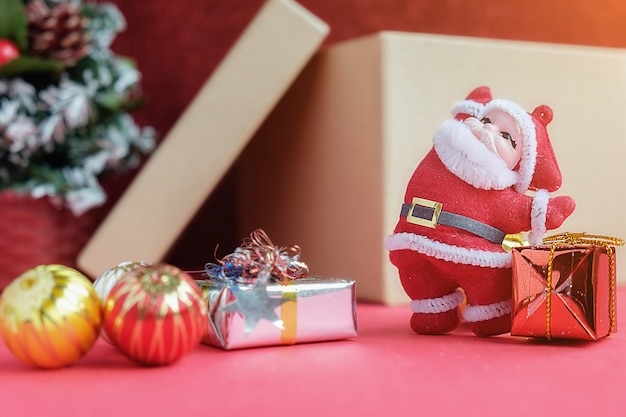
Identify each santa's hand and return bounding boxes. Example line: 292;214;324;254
528;190;576;245
545;195;576;230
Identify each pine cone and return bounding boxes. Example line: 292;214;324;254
25;0;91;67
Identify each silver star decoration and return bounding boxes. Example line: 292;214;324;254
221;279;287;335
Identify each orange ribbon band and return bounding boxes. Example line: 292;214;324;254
280;281;298;345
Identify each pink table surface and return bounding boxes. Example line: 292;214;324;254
2;288;625;417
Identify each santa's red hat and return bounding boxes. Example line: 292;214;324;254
451;86;492;120
525;105;561;192
448;87;562;193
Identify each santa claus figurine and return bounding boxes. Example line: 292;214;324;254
384;86;575;337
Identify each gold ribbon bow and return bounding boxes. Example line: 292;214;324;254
542;232;624;340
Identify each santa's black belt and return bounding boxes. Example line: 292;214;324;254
400;197;506;244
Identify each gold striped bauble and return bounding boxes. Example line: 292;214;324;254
0;265;102;369
102;263;208;366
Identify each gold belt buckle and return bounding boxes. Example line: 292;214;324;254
406;197;442;228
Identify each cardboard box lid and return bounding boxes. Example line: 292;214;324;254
77;0;329;277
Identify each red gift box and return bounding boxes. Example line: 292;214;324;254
511;233;623;341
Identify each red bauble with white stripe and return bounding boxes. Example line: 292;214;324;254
102;263;207;366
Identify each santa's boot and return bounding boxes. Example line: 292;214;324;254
409;290;465;335
462;299;512;337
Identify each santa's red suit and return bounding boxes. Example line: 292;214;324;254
384;87;575;336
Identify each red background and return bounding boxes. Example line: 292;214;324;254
105;0;626;266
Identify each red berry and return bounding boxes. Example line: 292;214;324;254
0;39;20;67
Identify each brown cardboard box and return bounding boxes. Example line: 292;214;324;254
238;32;626;304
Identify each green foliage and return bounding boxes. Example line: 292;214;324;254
0;0;27;49
0;56;64;77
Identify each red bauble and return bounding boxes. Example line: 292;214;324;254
102;263;208;366
0;39;20;66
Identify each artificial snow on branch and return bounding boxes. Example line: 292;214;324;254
0;0;155;215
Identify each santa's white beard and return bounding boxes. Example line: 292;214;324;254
432;119;518;191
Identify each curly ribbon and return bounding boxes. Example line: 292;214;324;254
542;232;624;341
203;230;308;340
204;229;309;283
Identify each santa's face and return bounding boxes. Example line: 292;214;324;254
463;109;523;169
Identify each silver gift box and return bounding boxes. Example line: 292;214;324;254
197;277;358;350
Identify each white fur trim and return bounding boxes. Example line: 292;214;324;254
411;290;465;314
451;99;485;118
433;119;517;190
462;299;512;322
481;99;537;194
529;189;550;245
384;232;512;268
